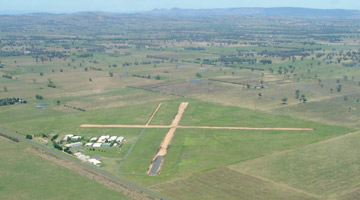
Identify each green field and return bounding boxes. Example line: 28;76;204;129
0;138;129;200
229;131;360;199
150;167;317;200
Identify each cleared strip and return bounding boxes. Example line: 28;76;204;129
81;124;314;131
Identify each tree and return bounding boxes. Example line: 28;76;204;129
258;93;262;99
337;84;342;92
56;100;61;105
195;73;202;78
3;86;8;92
51;134;59;141
40;72;43;76
281;97;288;104
330;88;334;93
26;134;33;140
53;141;63;151
155;74;161;80
89;78;92;82
35;95;43;100
109;72;113;77
344;96;348;101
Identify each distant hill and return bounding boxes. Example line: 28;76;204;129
142;7;360;19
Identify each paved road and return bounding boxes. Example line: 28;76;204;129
0;128;167;200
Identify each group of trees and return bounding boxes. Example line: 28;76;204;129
47;79;56;88
53;141;63;151
0;97;27;106
2;74;12;79
35;95;43;100
63;104;86;112
282;90;308;104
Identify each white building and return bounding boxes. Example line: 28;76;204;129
63;134;74;141
78;155;90;162
109;136;118;142
92;143;102;148
71;136;82;140
74;152;82;157
88;158;101;167
85;143;93;147
65;142;82;148
116;137;124;142
97;135;110;143
90;137;98;142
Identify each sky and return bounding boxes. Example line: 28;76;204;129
1;0;360;13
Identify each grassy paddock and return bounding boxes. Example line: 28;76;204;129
229;131;360;198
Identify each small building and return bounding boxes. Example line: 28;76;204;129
63;134;74;141
74;152;82;157
97;135;110;143
92;143;102;148
109;136;118;142
88;158;101;167
65;142;82;148
71;136;82;141
116;137;124;143
78;155;90;162
85;143;93;147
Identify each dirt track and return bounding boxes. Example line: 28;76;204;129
81;124;314;131
147;102;189;175
146;103;162;126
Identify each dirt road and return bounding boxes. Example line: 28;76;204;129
81;124;314;131
147;102;189;175
146;103;162;126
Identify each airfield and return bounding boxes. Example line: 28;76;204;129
1;11;360;200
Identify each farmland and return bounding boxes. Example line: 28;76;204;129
1;8;360;200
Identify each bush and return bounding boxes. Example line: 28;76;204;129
53;141;63;151
51;134;59;141
25;134;33;140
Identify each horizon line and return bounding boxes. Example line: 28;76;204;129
1;6;359;15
